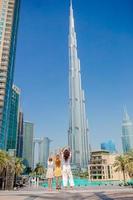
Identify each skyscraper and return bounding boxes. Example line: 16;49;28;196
68;0;89;168
7;85;20;151
39;137;51;167
33;137;51;168
101;140;116;153
23;122;34;168
16;111;23;158
122;108;133;153
0;0;21;150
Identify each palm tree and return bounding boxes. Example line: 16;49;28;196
34;163;45;177
0;151;26;189
24;167;32;175
0;150;14;189
0;151;8;189
15;158;25;176
14;158;25;186
114;155;128;183
126;151;133;178
0;151;7;175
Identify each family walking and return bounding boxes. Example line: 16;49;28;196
46;147;74;190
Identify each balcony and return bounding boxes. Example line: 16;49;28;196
0;72;7;77
90;166;103;170
0;67;8;72
0;96;4;101
91;172;102;176
0;83;6;89
90;157;107;165
0;90;5;95
0;101;4;107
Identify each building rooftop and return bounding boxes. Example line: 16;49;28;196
91;150;110;155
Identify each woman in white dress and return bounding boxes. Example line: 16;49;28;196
46;157;54;191
61;148;74;188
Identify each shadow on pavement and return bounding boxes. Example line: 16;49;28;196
95;192;133;200
18;192;95;200
95;192;114;200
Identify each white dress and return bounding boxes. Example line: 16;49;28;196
62;152;74;187
46;161;54;179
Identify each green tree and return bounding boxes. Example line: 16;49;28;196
114;155;128;183
0;150;14;189
24;167;32;175
0;151;8;175
15;158;25;176
126;151;133;178
14;158;25;186
34;163;46;176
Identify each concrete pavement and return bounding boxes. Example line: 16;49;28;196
0;187;133;200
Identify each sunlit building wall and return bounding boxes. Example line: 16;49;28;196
16;111;24;158
122;109;133;153
23;122;34;168
7;85;20;151
0;0;21;149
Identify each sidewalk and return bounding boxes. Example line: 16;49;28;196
0;186;133;200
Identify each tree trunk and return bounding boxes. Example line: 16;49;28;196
2;168;6;190
14;173;16;187
5;166;14;190
123;170;126;184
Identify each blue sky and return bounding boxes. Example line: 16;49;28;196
15;0;133;152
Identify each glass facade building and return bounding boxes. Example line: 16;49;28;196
7;85;20;151
122;109;133;153
39;137;51;167
68;0;89;169
23;122;34;168
0;0;21;150
33;137;51;168
101;140;116;153
16;111;23;158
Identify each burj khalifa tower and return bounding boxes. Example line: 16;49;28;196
68;0;89;169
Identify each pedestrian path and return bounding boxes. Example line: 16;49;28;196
0;186;133;200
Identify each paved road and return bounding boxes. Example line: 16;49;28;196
0;188;133;200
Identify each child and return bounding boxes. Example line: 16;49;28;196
54;154;62;190
31;177;36;188
46;157;54;191
62;148;74;188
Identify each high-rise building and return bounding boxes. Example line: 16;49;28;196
39;137;51;167
101;140;116;153
7;85;20;151
122;108;133;153
0;0;21;150
23;122;34;168
16;111;23;158
68;0;89;168
33;137;51;168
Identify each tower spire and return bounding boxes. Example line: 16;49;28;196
70;0;72;7
123;106;130;121
69;0;75;33
68;0;89;168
